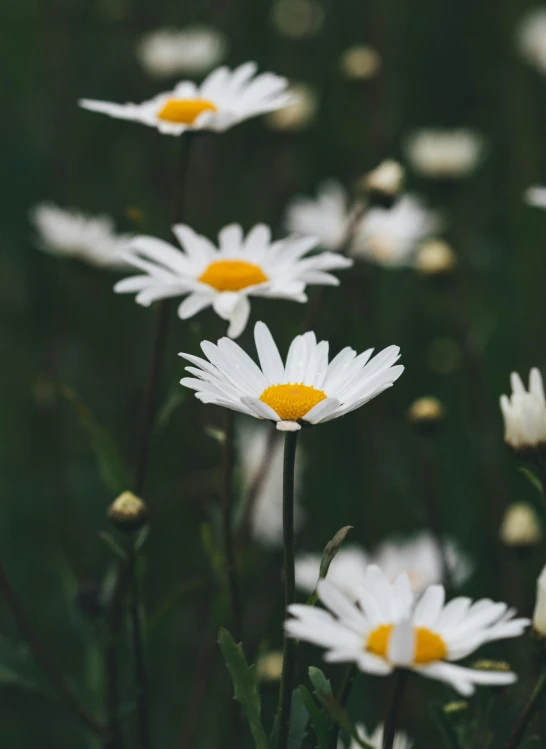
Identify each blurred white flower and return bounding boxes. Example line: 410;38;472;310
296;547;369;598
500;503;542;547
533;565;546;637
500;368;546;452
116;223;350;338
271;0;324;39
30;204;131;269
256;651;284;681
238;422;304;546
136;26;227;78
524;185;546;208
344;723;412;749
339;45;381;80
360;160;404;202
80;62;293;136
404;129;485;179
415;239;457;276
285;181;359;251
351;195;441;267
265;83;318;131
518;9;546;74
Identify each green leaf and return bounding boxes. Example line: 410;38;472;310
307;526;353;605
519;467;544;498
430;704;464;749
299;685;330;749
316;693;374;749
217;628;268;749
288;688;308;749
308;667;333;698
60;386;131;495
98;531;127;561
201;522;224;573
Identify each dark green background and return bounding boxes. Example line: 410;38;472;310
2;0;546;746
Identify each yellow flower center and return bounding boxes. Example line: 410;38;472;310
198;259;269;292
157;98;218;124
259;383;327;422
367;624;447;665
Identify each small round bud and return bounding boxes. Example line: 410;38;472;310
256;651;284;682
407;396;445;426
108;491;148;532
339;45;381;80
500;503;542;548
359;160;404;208
416;239;457;276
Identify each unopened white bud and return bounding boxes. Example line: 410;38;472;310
533;565;546;638
500;503;542;547
500;368;546;453
360;160;404;201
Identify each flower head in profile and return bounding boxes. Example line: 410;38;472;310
137;26;227;78
179;322;403;431
239;422;304;546
79;62;293;135
285;181;361;251
115;224;351;338
351;195;440;267
500;368;546;453
517;9;546;74
404;129;485;179
31;204;132;269
286;566;529;695
343;723;412;749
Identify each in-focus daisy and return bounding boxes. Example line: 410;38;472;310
137;26;227;78
296;547;369;599
239;422;304;546
500;368;546;452
517;9;546;74
404;129;485;179
115;223;351;338
286;565;529;695
343;723;412;749
79;62;293;136
285;181;360;251
524;185;546;209
30;204;132;269
179;321;404;431
351;195;441;267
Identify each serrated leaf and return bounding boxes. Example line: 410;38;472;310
307;526;353;606
299;685;330;749
519;468;544;498
430;704;464;749
217;628;268;749
316;693;374;749
60;386;131;495
309;667;333;698
288;688;308;749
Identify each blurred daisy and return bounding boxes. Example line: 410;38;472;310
79;62;293;136
265;83;318;131
137;26;227;78
115;223;351;338
339;45;381;80
239;422;304;546
500;368;546;452
286;566;529;695
285;181;360;251
31;204;131;269
524;185;546;208
518;9;546;74
179;321;403;431
351;195;440;267
344;723;412;749
404;129;485;179
271;0;324;39
296;547;369;598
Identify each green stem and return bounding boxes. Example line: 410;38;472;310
331;665;358;746
505;671;546;749
221;410;243;641
382;669;409;749
276;430;299;749
128;540;151;749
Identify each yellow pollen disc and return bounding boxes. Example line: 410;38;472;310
157;98;218;124
259;383;327;422
198;259;268;292
367;624;447;665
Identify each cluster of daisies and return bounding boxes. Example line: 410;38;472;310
28;24;546;748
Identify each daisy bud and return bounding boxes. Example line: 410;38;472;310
359;160;404;208
500;368;546;455
533;565;546;639
108;491;148;532
416;239;457;277
407;396;445;429
339;45;381;80
256;651;284;681
500;503;542;548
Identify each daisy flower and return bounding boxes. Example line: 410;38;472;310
114;223;351;338
179;321;403;432
350;195;441;267
238;422;304;546
534;565;546;637
517;9;546;74
30;203;131;269
344;723;412;749
404;129;485;179
500;368;546;452
285;565;529;695
524;185;546;209
79;62;293;136
136;26;227;78
285;181;360;251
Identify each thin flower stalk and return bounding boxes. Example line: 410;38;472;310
505;671;546;749
382;670;410;749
